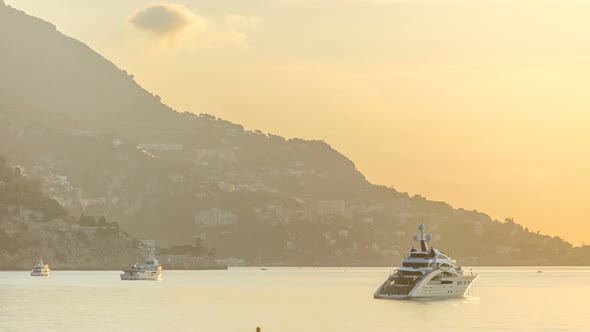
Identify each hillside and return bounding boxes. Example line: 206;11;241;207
0;1;173;126
1;2;588;266
0;155;143;269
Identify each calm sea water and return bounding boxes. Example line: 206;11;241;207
1;267;589;332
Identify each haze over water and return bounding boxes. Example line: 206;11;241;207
1;267;589;331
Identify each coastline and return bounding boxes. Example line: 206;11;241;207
0;266;228;271
3;264;590;271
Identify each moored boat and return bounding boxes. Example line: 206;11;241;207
121;244;163;281
121;258;162;281
30;260;50;277
374;224;478;299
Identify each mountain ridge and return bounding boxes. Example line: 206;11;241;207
1;3;588;266
0;1;174;126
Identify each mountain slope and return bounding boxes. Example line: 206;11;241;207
0;3;173;125
0;155;143;269
0;2;586;265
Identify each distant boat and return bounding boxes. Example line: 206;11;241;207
121;258;162;281
30;260;50;277
374;224;478;300
121;245;163;281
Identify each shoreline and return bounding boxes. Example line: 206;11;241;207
0;267;229;272
2;264;590;271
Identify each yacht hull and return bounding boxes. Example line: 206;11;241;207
30;272;50;277
374;293;466;300
374;274;479;300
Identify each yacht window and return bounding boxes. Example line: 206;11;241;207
408;253;430;259
402;262;430;268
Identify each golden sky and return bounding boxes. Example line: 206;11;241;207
8;0;590;245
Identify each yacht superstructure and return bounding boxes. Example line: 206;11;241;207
374;224;478;299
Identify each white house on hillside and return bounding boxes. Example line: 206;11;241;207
195;208;238;227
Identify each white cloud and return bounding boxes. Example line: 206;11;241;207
127;3;259;48
128;3;206;37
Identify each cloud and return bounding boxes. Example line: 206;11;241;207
127;3;259;48
128;3;206;37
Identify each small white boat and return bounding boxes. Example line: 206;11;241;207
121;258;162;281
30;260;50;277
374;224;478;300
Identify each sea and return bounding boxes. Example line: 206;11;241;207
1;267;589;332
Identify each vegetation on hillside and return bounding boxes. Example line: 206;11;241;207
0;154;142;269
0;155;66;221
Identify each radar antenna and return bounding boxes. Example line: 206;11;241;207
417;224;429;252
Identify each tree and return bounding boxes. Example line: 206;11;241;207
207;248;217;259
80;214;96;227
194;237;203;247
97;216;108;227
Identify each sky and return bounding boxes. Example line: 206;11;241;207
7;0;590;245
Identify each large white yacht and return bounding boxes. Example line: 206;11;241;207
374;224;478;299
30;260;50;277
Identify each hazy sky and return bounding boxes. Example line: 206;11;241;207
7;0;590;245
